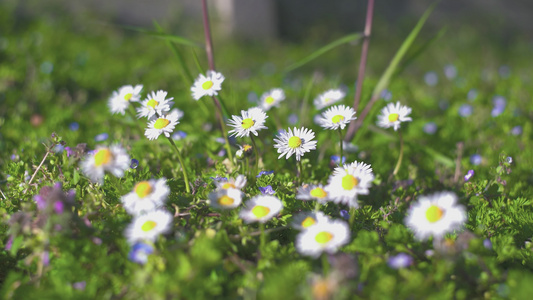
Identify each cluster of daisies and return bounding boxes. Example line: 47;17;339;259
81;70;469;264
108;84;184;141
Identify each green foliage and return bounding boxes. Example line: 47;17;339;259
1;1;533;299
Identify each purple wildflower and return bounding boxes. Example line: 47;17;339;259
129;242;154;265
464;170;475;182
387;253;413;269
258;185;275;195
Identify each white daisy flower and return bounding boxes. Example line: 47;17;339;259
291;211;330;231
227;107;268;138
136;90;174;120
125;209;172;244
108;85;143;115
274;127;317;161
314;89;346;110
214;174;247;190
239;195;283;224
191;70;225;100
258;88;285;111
144;110;180;140
296;184;329;203
325;161;375;208
121;178;170;216
317;105;357;130
81;145;130;184
296;219;350;258
377;101;412;131
208;188;243;210
405;192;467;241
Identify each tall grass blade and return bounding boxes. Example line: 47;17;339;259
284;33;363;72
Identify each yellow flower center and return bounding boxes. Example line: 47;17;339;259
222;183;236;189
425;205;444;223
332;114;345;124
388;113;400;122
243;144;252;151
147;99;158;108
202;80;214;90
134;181;153;198
154;118;170;129
301;216;317;228
94;149;113;167
310;187;327;199
265;96;275;104
324;98;331;103
124;93;133;101
288;136;302;149
218;195;234;206
241;118;255;129
252;205;271;218
315;231;334;244
141;220;157;232
341;174;359;190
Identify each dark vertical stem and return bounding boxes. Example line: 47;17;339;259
201;0;215;71
345;0;375;142
392;130;404;178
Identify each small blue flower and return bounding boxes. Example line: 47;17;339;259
69;122;79;131
288;113;298;125
172;131;187;140
491;96;506;117
443;64;457;80
94;133;109;142
380;89;392;101
424;71;438;86
458;104;473;117
423;122;437;135
128;242;154;265
73;281;86;291
211;176;228;182
330;155;346;166
464;169;474;182
340;210;350;220
387;253;413;269
130;159;139;169
470;154;482;166
483;239;492;250
258;185;275;195
506;157;513;164
256;171;274;178
467;89;478;101
511;126;522;136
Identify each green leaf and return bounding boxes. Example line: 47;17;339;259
284;33;363;72
153;22;194;85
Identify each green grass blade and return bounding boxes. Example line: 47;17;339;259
394;26;447;77
153;22;194;85
284;33;363;73
121;24;202;48
371;2;438;99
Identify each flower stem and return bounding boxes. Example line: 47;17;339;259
250;135;260;175
392;129;404;177
212;96;234;165
259;223;266;252
167;137;191;194
338;128;344;165
344;0;376;142
201;0;215;71
349;207;357;228
314;201;321;212
322;253;330;275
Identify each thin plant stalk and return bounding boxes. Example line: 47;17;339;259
259;223;266;253
250;135;260;175
201;0;234;164
392;129;404;177
314;201;321;212
167;137;191;194
213;96;234;164
345;0;375;142
338;128;344;165
322;253;330;275
349;207;357;228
